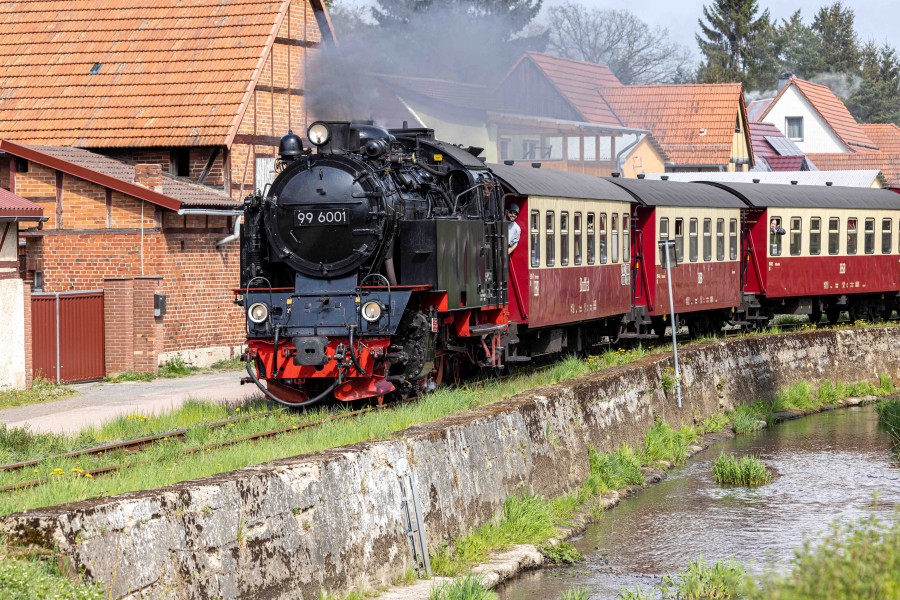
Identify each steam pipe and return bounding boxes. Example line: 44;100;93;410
216;215;242;246
245;358;337;408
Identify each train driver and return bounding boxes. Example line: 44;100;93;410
506;203;521;255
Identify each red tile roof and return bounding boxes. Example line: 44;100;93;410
520;53;623;125
602;84;747;167
0;141;239;210
0;0;322;148
806;152;900;188
762;78;876;152
749;122;805;171
0;187;43;220
861;123;900;153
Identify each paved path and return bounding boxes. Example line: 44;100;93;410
0;371;262;435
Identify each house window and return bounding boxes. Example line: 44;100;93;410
882;218;892;254
611;213;619;263
173;148;190;177
500;138;511;161
674;218;684;264
622;214;630;262
716;218;725;261
523;139;539;160
786;117;804;141
566;137;581;161
790;217;802;256
586;213;595;264
15;157;28;173
729;218;738;260
702;218;712;261
847;217;858;255
530;210;540;267
583;136;597;161
545;137;563;160
689;218;698;262
810;217;821;255
599;213;608;264
574;212;582;265
560;211;569;266
828;217;840;255
545;211;555;266
659;217;669;264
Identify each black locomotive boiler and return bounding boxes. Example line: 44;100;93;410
239;122;509;405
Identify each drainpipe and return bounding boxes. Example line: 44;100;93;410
175;209;245;247
615;133;645;175
216;215;243;246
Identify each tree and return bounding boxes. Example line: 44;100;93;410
774;10;821;80
696;0;777;89
846;42;900;125
811;1;860;75
546;2;693;85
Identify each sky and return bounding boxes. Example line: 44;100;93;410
339;1;900;61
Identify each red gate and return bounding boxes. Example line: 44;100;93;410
32;291;105;383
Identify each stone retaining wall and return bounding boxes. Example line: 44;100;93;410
2;328;898;598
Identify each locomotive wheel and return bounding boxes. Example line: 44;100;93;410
809;309;823;327
825;306;842;324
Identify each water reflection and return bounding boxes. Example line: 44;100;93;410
497;406;900;600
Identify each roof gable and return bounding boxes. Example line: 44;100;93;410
762;78;876;151
0;0;304;149
602;84;747;167
806;151;900;188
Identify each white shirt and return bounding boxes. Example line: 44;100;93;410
508;220;521;248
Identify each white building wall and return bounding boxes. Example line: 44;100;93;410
763;86;848;154
0;223;25;389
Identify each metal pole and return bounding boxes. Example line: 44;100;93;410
661;241;682;408
54;292;60;384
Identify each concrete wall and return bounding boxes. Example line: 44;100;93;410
2;328;898;598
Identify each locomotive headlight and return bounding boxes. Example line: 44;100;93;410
307;121;331;146
361;301;383;322
248;302;270;324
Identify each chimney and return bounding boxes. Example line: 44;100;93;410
637;173;645;179
826;182;833;186
661;175;669;181
752;179;760;183
791;180;798;185
531;162;541;169
611;172;621;178
778;72;793;90
503;160;515;166
134;163;163;193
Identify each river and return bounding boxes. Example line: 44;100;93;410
497;404;900;599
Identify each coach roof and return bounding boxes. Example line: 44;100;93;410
699;181;900;210
603;177;746;209
488;163;634;202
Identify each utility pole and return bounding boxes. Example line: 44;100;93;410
659;240;682;408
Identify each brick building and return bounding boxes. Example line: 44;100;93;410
0;0;333;382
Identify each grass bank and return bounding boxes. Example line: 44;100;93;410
619;514;900;600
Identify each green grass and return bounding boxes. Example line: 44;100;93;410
876;398;900;445
620;557;747;599
209;356;246;371
640;419;698;466
0;378;75;410
428;575;496;600
712;452;773;487
728;404;767;434
560;589;589;600
0;543;103;599
696;411;731;435
537;541;585;565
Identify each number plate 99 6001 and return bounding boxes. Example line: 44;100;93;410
295;209;349;227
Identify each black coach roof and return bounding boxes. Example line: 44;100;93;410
603;177;747;208
699;181;900;210
488;163;634;202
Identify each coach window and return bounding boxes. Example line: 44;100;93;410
546;211;556;266
623;214;631;262
829;217;840;255
530;210;540;267
882;218;892;254
560;212;570;266
659;217;670;264
599;213;608;264
702;218;712;261
810;217;821;255
574;212;583;265
675;218;684;263
587;213;596;264
864;218;875;254
716;218;725;261
847;217;858;255
770;216;783;256
790;217;802;256
611;213;619;263
729;218;738;260
689;218;698;262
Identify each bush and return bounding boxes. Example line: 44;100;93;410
712;452;772;486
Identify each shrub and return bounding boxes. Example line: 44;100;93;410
712;452;772;486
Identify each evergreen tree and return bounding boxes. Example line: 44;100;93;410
810;1;860;75
775;10;821;80
847;42;900;125
696;0;776;89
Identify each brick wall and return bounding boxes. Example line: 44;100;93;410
103;278;136;374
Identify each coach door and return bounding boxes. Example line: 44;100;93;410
32;291;105;383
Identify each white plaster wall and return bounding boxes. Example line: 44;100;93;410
0;278;26;389
764;86;848;154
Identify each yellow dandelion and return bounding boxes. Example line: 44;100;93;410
84;473;93;479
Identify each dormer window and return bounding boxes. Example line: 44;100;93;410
786;117;804;141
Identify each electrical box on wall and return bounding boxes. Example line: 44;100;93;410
154;293;167;317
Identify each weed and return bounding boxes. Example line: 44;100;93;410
697;411;730;434
392;567;417;586
878;373;896;395
428;575;496;600
729;405;765;434
590;444;644;491
660;557;747;599
660;366;677;394
0;377;75;410
103;371;156;383
209;357;246;371
538;541;585;565
158;357;199;378
640;419;694;466
560;588;589;600
617;587;654;600
876;398;900;445
712;452;772;487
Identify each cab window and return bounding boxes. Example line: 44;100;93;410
530;210;540;267
810;217;821;255
545;211;556;266
574;212;583;265
689;218;698;262
828;217;840;255
847;217;857;256
560;212;570;266
586;213;595;264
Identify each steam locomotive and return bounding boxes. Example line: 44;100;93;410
240;121;900;407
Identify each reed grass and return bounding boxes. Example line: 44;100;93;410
559;589;589;600
712;452;772;487
875;398;900;445
428;575;497;600
640;419;697;466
